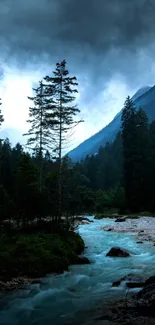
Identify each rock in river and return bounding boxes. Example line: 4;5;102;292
112;273;144;288
72;256;91;265
106;247;130;257
115;217;126;222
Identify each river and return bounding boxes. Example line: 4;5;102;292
0;216;155;325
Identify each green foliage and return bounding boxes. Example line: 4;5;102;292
95;187;125;213
44;60;83;221
79;132;123;191
0;186;15;221
44;60;82;152
0;231;84;280
122;96;150;212
24;81;55;155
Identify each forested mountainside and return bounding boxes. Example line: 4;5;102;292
68;85;155;161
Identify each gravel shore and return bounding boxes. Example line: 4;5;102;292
101;216;155;243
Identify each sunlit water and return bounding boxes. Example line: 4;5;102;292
0;216;155;325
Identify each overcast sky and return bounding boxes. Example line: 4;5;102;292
0;0;155;148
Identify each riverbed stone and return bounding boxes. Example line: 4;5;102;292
145;275;155;286
126;281;144;288
0;277;30;292
72;256;91;265
112;280;121;287
106;247;130;257
112;273;144;288
115;217;126;222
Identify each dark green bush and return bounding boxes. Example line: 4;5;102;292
0;231;84;280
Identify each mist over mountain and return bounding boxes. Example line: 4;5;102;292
68;85;154;161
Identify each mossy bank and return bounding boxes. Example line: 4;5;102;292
0;230;86;283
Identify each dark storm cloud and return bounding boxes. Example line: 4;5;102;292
0;0;155;88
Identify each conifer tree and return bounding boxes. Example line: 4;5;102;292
121;96;137;210
149;121;155;210
134;107;149;209
121;97;149;211
16;153;39;227
0;98;4;128
24;81;55;191
44;60;83;221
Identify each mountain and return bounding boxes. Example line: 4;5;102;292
131;86;151;101
68;85;154;161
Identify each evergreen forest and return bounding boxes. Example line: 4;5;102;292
0;60;155;281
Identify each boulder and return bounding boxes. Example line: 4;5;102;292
115;217;126;222
73;256;90;265
112;273;144;288
126;282;144;288
81;220;90;225
135;276;155;317
74;216;93;225
145;276;155;286
0;277;30;292
137;276;155;301
110;275;155;323
106;247;130;257
112;280;121;287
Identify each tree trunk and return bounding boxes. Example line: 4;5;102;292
39;82;43;193
58;73;63;223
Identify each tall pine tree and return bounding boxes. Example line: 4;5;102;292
149;121;155;210
0;98;4;128
24;81;55;191
44;60;83;221
134;108;149;209
122;97;149;211
121;96;137;211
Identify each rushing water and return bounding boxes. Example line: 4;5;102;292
1;216;155;325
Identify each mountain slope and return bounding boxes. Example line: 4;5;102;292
68;85;154;161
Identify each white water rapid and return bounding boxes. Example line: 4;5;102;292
0;216;155;325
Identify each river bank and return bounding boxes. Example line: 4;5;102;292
0;228;89;292
1;216;155;325
96;274;155;325
100;216;155;243
0;216;94;292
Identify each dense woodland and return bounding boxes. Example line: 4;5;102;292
0;60;155;279
1;72;155;227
